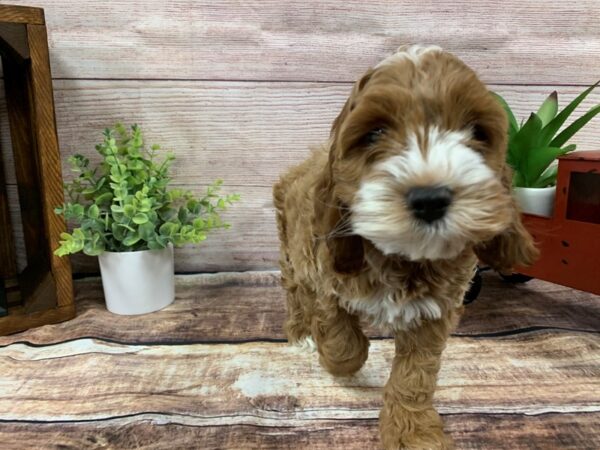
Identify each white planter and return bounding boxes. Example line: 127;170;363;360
513;186;556;218
98;244;175;315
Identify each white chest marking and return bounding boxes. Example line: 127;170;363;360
341;294;442;330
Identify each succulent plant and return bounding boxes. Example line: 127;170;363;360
493;82;600;188
54;124;240;256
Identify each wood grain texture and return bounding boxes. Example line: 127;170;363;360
0;303;75;336
0;332;598;422
2;81;600;187
26;23;73;308
0;20;74;335
1;0;599;83
0;4;44;25
0;272;597;448
0;271;598;346
0;413;598;450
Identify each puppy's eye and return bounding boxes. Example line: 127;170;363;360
365;127;385;145
472;124;490;144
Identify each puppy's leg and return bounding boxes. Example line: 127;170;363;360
379;316;454;450
311;298;369;376
274;179;312;344
283;282;314;344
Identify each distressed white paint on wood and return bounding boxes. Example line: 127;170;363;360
2;81;599;187
1;0;599;83
0;333;599;423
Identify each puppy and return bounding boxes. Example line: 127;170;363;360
273;45;537;449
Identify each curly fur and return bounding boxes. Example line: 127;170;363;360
273;45;538;449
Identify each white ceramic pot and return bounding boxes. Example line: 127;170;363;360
513;186;556;218
98;244;175;315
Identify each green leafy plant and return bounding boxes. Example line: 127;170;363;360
54;124;240;256
493;82;600;188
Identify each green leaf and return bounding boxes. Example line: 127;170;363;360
54;246;69;257
83;233;105;256
531;165;559;188
138;198;152;213
508;113;543;170
132;212;149;224
550;103;600;148
159;222;178;236
54;228;86;256
178;207;188;223
158;207;177;221
95;192;114;206
520;146;571;187
82;186;98;196
87;204;100;219
540;81;600;146
147;239;165;250
116;223;136;232
128;160;145;171
123;204;136;218
138;221;156;241
156;235;169;247
491;92;519;136
111;222;126;241
122;233;141;247
560;143;577;154
536;91;558;127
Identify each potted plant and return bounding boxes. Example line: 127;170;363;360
493;82;600;217
54;124;240;315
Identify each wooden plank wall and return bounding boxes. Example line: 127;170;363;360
1;0;600;273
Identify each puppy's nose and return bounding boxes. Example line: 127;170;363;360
406;186;453;223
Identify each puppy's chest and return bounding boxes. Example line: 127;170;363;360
340;290;442;331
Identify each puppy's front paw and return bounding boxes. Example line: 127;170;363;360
379;407;453;450
295;335;317;352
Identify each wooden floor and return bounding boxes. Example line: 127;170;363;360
0;271;598;449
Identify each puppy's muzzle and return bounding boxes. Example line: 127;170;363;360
406;186;453;223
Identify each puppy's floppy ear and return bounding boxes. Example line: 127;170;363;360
329;68;374;140
313;70;373;275
474;164;539;272
314;174;365;275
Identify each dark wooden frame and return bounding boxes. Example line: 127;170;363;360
0;5;74;334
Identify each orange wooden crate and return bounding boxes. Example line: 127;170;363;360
517;151;600;295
